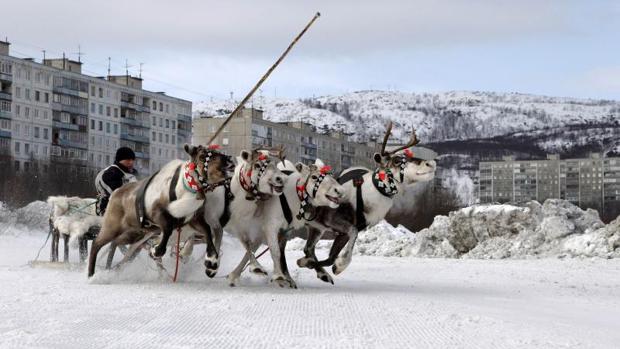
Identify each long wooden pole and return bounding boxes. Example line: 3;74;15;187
207;12;321;145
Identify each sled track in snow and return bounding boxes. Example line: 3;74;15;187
1;236;620;349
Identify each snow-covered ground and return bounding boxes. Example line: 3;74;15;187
0;203;619;348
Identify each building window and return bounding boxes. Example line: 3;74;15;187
165;104;169;113
90;119;95;129
25;89;30;100
159;133;162;142
98;121;103;131
91;85;96;96
152;131;156;141
171;121;175;129
152;116;156;126
14;141;20;154
165;119;169;128
98;104;103;115
98;88;103;98
43;128;49;140
152;100;157;110
14;161;19;172
35;90;40;102
165;134;169;144
114;108;118;118
91;103;95;113
106;122;111;133
159;118;163;127
106;106;111;116
222;137;228;145
34;127;40;138
159;102;163;111
114;124;118;135
44;92;49;103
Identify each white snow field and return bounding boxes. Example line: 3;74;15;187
1;201;619;348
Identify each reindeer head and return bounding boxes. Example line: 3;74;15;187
374;122;436;185
239;146;287;198
184;144;234;185
295;161;344;209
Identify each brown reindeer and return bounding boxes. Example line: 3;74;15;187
87;144;234;278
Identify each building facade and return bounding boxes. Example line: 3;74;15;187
193;108;376;170
478;154;620;218
0;40;191;176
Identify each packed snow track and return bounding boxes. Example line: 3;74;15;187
1;234;618;349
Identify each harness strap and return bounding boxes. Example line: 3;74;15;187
279;194;293;225
353;178;368;231
169;165;182;202
135;170;160;228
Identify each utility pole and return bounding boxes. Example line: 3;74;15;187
42;50;46;62
74;44;84;63
107;57;111;76
139;63;144;79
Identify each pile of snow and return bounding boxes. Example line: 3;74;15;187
354;221;416;257
0;201;50;235
412;199;620;259
47;196;102;248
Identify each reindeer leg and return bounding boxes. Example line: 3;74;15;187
277;229;297;288
243;239;267;276
105;241;117;269
297;227;334;284
227;251;250;287
332;227;359;275
51;227;59;262
311;232;349;268
150;211;176;258
88;228;119;278
190;216;219;278
63;234;70;263
265;226;295;289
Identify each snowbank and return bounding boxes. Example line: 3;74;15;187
0;201;50;235
412;199;620;259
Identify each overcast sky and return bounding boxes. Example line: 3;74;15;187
3;0;619;102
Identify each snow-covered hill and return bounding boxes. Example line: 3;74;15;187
194;90;620;148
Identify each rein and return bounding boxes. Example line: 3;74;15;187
239;154;269;201
183;147;229;194
295;165;333;221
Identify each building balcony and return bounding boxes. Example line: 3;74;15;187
57;138;88;150
51;102;88;116
177;113;192;122
120;132;149;144
0;130;11;138
0;92;11;101
52;120;80;131
121;100;150;113
0;110;11;120
301;142;317;149
0;72;11;83
52;86;88;99
120;117;149;128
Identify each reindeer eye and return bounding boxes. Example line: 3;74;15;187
311;175;318;180
254;163;261;169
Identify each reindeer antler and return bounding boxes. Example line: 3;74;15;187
386;124;419;156
380;121;393;156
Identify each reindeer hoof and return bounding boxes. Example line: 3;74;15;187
317;271;334;284
205;268;217;278
150;246;166;258
332;257;351;275
250;265;268;276
226;274;240;287
204;259;219;272
271;275;297;289
297;257;316;269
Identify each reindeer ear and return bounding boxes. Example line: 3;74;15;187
240;150;250;161
373;153;383;164
295;162;305;173
308;164;318;172
184;144;198;156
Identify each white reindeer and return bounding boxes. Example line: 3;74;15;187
297;122;437;280
225;148;345;288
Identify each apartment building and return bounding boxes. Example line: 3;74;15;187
0;40;191;176
193;107;376;170
478;153;620;217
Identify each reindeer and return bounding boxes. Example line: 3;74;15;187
296;122;437;281
225;148;345;288
87;144;234;278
